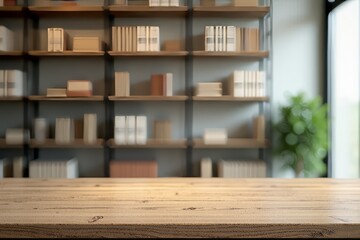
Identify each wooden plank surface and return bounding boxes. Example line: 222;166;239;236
109;5;188;17
109;96;188;101
0;179;359;238
192;138;269;148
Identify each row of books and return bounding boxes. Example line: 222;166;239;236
114;0;180;7
205;26;260;52
53;114;97;144
114;116;147;145
0;26;15;51
228;70;266;97
47;80;93;97
48;28;101;52
201;158;266;178
200;0;259;7
112;26;160;52
0;70;25;97
0;157;24;178
29;158;79;178
110;160;157;178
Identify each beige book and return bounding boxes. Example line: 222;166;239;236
132;26;137;52
112;26;117;51
201;158;212;178
73;37;101;52
232;0;258;6
67;80;92;92
121;26;126;52
46;88;67;97
253;115;265;139
117;27;121;52
13;157;23;178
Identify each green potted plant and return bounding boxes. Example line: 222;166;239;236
274;93;328;177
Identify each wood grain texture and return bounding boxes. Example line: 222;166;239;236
109;5;188;18
192;96;269;102
107;139;188;149
0;178;359;238
192;138;269;148
193;6;270;18
108;51;189;57
192;51;269;58
29;139;104;149
28;51;105;57
28;96;104;101
108;96;188;101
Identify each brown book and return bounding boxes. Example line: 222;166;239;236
164;40;181;51
4;0;16;6
151;74;165;96
74;118;83;139
110;160;157;178
200;0;216;6
66;90;93;97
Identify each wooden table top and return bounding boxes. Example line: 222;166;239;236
0;178;359;238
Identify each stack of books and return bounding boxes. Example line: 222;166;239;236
0;157;24;178
205;26;259;52
0;70;25;97
66;80;93;97
112;26;160;52
154;120;172;140
5;128;29;144
115;72;130;97
46;88;67;97
47;28;66;52
203;128;228;145
196;82;222;97
228;70;266;97
110;160;157;178
114;116;147;145
218;160;266;178
0;26;14;51
151;73;173;96
29;158;79;178
149;0;180;6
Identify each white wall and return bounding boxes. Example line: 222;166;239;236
272;0;325;177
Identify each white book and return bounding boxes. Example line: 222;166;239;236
235;71;245;97
145;26;150;52
149;0;160;6
66;159;78;179
53;28;64;52
0;70;4;96
169;0;179;6
165;73;173;96
0;26;14;51
244;71;249;97
215;26;219;51
47;28;54;52
137;26;146;52
34;118;48;143
84;113;97;144
136;116;147;145
208;26;215;51
114;116;127;145
226;26;236;52
126;116;136;144
201;158;212;178
259;71;266;97
160;0;169;6
252;71;257;97
149;26;160;52
222;25;227;51
203;128;228;145
6;70;24;97
218;26;223;51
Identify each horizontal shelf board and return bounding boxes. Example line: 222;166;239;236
108;139;188;149
0;6;23;17
30;139;104;149
28;50;105;57
192;96;269;102
193;6;270;18
109;5;188;17
0;51;24;56
192;138;269;149
0;97;24;101
109;96;188;101
108;51;189;57
192;51;269;58
28;96;104;101
0;139;23;148
28;5;104;16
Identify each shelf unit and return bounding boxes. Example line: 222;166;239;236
0;0;272;178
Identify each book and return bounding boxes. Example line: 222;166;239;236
84;113;97;144
203;128;227;145
196;82;222;97
201;158;212;178
137;26;146;51
29;158;79;178
149;26;160;52
34;118;48;143
46;88;67;97
136;116;147;145
5;128;29;144
126;116;136;144
114;116;127;145
6;70;24;97
154;120;172;140
253;115;265;140
13;157;23;178
0;26;14;51
67;80;93;97
0;70;4;96
47;28;54;52
149;0;160;6
115;72;130;97
151;74;165;96
226;26;236;52
218;160;266;178
73;37;101;52
160;0;169;6
169;0;179;6
164;73;173;96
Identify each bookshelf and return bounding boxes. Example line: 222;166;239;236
0;0;272;178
